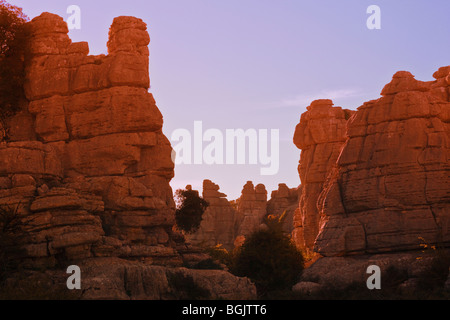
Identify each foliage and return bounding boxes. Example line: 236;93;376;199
230;213;304;296
166;272;211;300
0;204;24;282
206;244;233;267
0;0;30;140
191;258;223;270
174;188;209;234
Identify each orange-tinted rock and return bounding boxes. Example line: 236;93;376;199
0;12;256;299
1;13;177;267
267;183;299;234
185;180;240;250
292;100;355;253
315;68;450;256
236;181;268;238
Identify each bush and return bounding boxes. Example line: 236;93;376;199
230;214;304;296
0;204;24;282
166;272;211;300
0;1;30;140
175;187;209;234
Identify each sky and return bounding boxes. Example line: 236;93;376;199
9;0;450;200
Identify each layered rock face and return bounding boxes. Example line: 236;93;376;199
266;183;299;234
186;181;297;250
236;181;268;238
314;68;450;256
0;13;178;267
0;12;257;299
292;100;355;253
185;180;239;250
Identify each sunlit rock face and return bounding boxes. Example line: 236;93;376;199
292;99;355;254
0;13;179;267
292;67;450;257
0;12;257;299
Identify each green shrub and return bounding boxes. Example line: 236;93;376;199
175;188;209;234
0;1;30;140
167;272;211;300
230;214;304;297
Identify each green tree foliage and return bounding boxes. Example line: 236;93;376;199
175;188;209;234
0;1;29;139
230;213;304;296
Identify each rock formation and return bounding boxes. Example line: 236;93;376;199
292;67;450;294
185;180;239;250
186;180;297;250
266;183;299;234
236;181;268;238
292;100;355;253
0;12;256;299
315;68;450;256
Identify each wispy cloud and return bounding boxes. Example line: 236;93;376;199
280;88;363;108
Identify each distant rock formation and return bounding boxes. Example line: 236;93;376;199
292;99;355;253
185;180;240;250
236;181;268;237
266;183;299;234
0;12;256;299
185;180;297;250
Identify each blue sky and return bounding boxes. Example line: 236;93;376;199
10;0;450;199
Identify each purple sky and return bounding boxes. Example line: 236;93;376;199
10;0;450;199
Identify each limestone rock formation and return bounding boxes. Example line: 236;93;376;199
296;250;450;293
292;100;355;253
315;68;450;256
266;183;299;234
0;12;256;299
236;181;268;238
185;180;239;250
186;180;297;250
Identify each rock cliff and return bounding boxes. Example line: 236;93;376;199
0;12;256;299
292;67;450;294
315;68;450;256
292;99;355;253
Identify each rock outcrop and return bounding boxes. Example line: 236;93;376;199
185;180;240;250
292;100;355;253
186;180;297;250
292;67;450;295
0;12;256;299
315;68;450;256
236;181;268;238
266;183;299;234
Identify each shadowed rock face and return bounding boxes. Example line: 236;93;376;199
185;180;240;250
185;181;298;251
292;99;355;254
314;68;450;257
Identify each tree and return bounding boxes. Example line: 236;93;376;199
175;187;209;234
230;213;304;296
0;204;24;282
0;1;30;140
